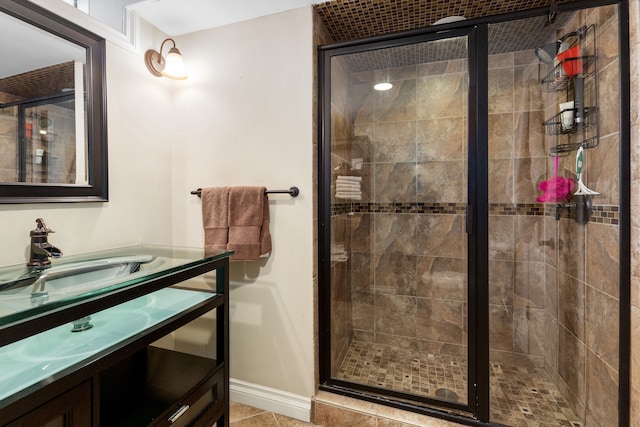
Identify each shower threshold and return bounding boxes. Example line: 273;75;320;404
336;340;581;426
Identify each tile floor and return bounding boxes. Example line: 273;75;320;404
230;402;322;426
336;340;582;427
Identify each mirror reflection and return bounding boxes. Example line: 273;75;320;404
0;10;87;185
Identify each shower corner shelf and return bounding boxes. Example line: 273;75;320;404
543;106;596;136
541;55;596;93
542;24;599;158
550;136;599;156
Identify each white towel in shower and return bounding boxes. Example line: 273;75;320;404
335;175;362;200
330;244;348;262
336;194;362;200
337;175;362;182
336;183;361;191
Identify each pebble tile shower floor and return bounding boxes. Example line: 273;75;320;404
336;341;581;426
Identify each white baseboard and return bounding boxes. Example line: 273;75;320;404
229;378;311;422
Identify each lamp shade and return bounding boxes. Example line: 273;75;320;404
161;47;187;80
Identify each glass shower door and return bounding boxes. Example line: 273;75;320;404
322;31;471;411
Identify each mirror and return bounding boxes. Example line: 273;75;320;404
0;0;107;203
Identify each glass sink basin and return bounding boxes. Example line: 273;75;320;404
0;287;216;402
0;255;163;314
0;254;158;293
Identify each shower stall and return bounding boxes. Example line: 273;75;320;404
317;1;630;426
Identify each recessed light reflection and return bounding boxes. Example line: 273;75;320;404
374;82;393;91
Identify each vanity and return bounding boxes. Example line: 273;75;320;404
0;245;231;426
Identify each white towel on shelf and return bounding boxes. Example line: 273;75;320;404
335;175;362;201
336;195;362;200
336;175;362;182
331;245;346;254
336;180;362;188
336;185;362;193
330;243;348;262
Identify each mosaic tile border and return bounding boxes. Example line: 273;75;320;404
332;202;467;215
332;202;620;225
543;203;620;224
489;203;545;217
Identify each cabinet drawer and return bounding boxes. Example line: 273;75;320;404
100;347;223;426
154;367;224;427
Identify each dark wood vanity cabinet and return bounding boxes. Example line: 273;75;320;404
5;346;226;427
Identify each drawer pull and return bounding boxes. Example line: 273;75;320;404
168;404;190;423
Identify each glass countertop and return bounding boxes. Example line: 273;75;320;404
0;245;232;340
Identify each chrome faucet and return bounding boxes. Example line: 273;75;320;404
28;218;63;267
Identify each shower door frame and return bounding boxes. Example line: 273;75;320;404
318;24;487;423
317;1;631;425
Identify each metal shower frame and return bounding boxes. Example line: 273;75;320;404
317;0;631;425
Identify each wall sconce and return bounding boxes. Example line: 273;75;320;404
144;38;187;80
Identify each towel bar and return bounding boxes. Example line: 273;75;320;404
191;187;299;198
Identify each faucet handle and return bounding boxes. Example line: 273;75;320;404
34;218;54;234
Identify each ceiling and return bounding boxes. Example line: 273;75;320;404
131;0;570;41
130;0;326;36
0;10;85;79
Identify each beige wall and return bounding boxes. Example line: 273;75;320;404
169;7;315;399
0;1;316;407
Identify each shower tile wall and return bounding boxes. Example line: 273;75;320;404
0;108;17;182
327;6;622;425
488;47;547;370
27;105;77;184
344;56;469;356
329;54;354;377
0;104;77;184
539;6;621;426
336;49;552;365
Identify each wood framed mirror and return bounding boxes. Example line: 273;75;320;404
0;0;107;203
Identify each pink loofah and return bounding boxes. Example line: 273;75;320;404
536;156;574;203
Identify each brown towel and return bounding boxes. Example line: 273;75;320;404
201;186;272;261
228;186;271;261
202;187;229;252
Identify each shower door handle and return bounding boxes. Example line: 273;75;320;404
465;205;473;235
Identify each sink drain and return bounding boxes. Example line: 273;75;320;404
435;388;459;402
71;316;93;332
